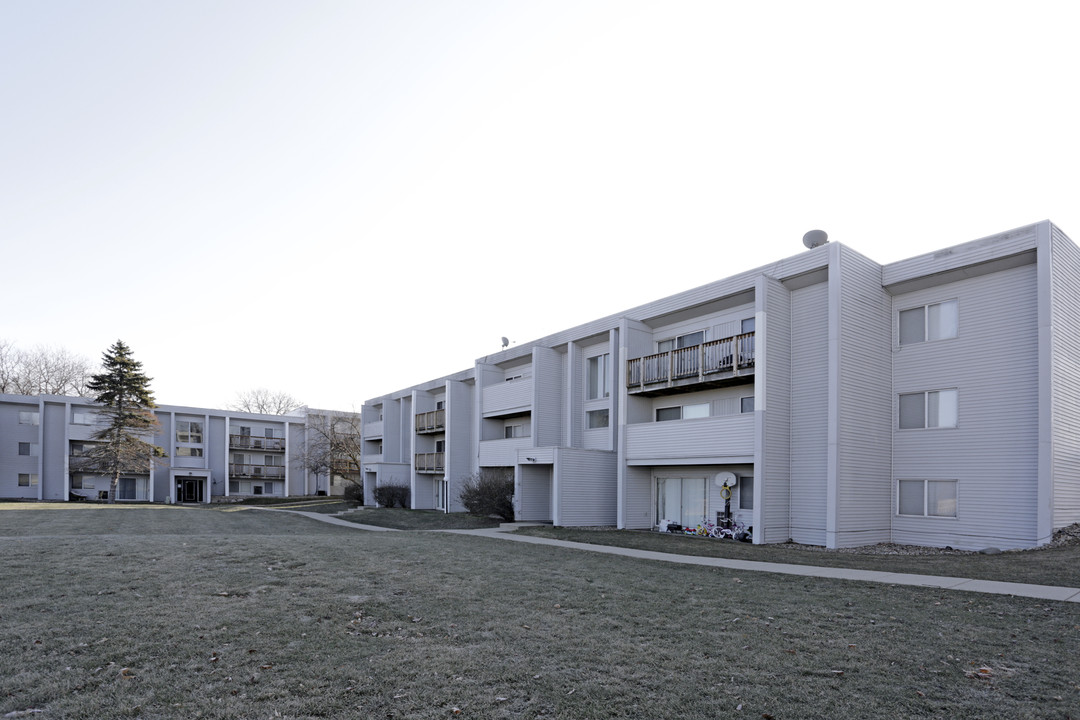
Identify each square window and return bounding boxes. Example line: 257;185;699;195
740;397;755;413
587;409;609;429
899;390;957;429
898;479;957;517
741;317;755;334
899;300;957;345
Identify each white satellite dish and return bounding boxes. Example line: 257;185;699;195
715;471;737;487
803;229;829;249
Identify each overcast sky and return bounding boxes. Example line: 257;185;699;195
3;1;1079;411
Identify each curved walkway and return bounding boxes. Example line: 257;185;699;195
255;508;1080;603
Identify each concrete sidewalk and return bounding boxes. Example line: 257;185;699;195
258;508;1080;603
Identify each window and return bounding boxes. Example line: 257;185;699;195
656;403;710;422
265;428;275;439
587;354;610;400
658;330;706;353
740;397;755;413
436;400;445;411
18;411;39;425
683;403;709;419
899;300;958;345
898;479;957;517
238;426;251;436
265;455;281;466
504;424;524;438
434;440;446;452
505;374;523;382
18;442;38;456
741;317;755;334
656;477;707;528
656;406;681;422
72;412;94;425
899;389;958;429
176;421;203;444
738;475;754;510
18;473;39;487
71;475;83;489
586;409;609;429
70;442;89;457
175;447;203;457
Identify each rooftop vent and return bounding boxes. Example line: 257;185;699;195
803;229;829;249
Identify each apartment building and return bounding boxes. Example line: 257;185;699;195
363;220;1080;550
0;396;356;502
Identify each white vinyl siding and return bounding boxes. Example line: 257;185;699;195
789;281;829;546
893;263;1038;549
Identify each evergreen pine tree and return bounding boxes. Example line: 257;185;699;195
80;340;163;502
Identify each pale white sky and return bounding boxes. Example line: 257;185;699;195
3;1;1079;410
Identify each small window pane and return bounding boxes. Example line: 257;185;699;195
927;300;958;341
656;407;681;422
586;409;609;429
899;307;925;345
927;481;957;517
740;397;754;413
929;389;958;428
741;317;755;334
683;403;709;419
898;480;924;516
677;331;705;349
738;476;754;510
899;393;925;429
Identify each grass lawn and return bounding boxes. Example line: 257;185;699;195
513;526;1080;589
1;504;1077;719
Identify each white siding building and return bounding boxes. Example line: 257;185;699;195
365;220;1080;550
0;396;355;503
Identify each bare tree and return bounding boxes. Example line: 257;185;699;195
0;340;96;396
298;410;363;497
229;388;303;415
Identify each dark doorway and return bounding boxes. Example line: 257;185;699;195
179;478;204;503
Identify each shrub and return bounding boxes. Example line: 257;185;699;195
373;482;410;508
343;482;364;506
458;468;514;521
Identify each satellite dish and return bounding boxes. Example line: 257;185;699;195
715;471;737;487
803;229;829;249
501;337;509;348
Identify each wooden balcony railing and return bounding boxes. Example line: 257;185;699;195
229;435;285;451
415;409;446;433
415;452;445;472
626;332;755;390
229;463;285;479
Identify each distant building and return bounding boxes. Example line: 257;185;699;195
362;220;1080;550
0;396;358;502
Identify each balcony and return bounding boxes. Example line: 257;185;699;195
626;332;755;395
332;457;361;474
415;410;446;434
625;414;755;463
415;452;445;472
229;435;285;451
229;463;286;479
